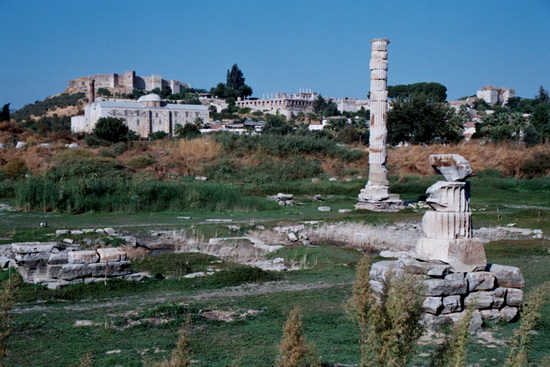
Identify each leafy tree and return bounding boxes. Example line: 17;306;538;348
388;82;447;102
0;103;11;122
93;117;129;143
97;88;111;97
506;96;522;110
536;85;549;104
210;64;253;99
313;95;340;118
387;97;464;145
174;123;201;139
530;103;550;140
523;124;541;147
226;64;245;90
475;112;525;142
263;114;293;135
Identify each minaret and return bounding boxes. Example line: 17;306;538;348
86;79;95;104
356;38;403;212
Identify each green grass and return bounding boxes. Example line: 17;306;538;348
2;173;550;366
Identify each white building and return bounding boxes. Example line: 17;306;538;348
477;86;516;105
71;94;209;137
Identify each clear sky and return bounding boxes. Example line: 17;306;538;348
1;0;549;109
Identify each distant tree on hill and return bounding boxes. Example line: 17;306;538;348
530;103;550;141
536;85;549;104
97;88;112;97
387;82;447;102
0;103;10;122
93;117;129;143
387;97;463;145
313;95;339;118
474;112;525;142
210;64;253;99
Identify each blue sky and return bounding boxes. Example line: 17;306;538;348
1;0;549;109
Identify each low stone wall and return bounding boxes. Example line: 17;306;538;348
370;258;524;333
12;242;135;289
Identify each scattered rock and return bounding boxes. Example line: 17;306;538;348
287;232;298;242
328;177;338;182
499;306;519;322
195;176;208;181
338;209;352;213
318;206;331;212
15;141;27;149
312;195;323;202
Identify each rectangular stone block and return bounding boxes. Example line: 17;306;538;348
423;297;442;315
465;291;494;309
89;261;131;277
415;238;486;273
506;288;523;306
46;264;63;278
12;242;56;254
493;287;507;308
425;276;467;296
97;248;126;262
488;264;525;288
68;251;99;264
48;253;68;265
59;264;92;281
441;295;462;314
467;272;496;292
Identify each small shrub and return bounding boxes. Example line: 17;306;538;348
149;131;170;141
504;281;550;367
126;156;156;169
276;307;319;367
0;159;27;179
519;152;550;178
112;142;128;156
84;134;110;147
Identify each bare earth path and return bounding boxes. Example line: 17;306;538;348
13;280;351;314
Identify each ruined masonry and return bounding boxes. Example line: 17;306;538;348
370;154;525;331
12;242;134;289
356;38;403;211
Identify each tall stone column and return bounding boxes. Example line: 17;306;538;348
356;38;403;212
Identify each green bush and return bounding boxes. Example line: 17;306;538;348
519;152;550;178
0;159;27;179
126;156;156;169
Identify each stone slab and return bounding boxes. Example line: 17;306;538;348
415;238;486;273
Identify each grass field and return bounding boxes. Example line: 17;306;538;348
1;173;549;366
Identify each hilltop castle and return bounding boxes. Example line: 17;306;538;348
66;70;189;95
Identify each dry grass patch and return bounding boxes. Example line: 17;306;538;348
389;142;550;178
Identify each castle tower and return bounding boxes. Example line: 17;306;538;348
356;38;403;212
86;79;95;104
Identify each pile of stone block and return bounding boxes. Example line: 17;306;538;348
370;258;524;332
12;242;133;289
267;193;295;206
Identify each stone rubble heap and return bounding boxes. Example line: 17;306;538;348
370;258;524;332
370;154;525;332
267;193;295;206
12;242;139;289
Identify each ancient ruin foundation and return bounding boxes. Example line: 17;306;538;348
370;154;524;331
356;38;403;211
